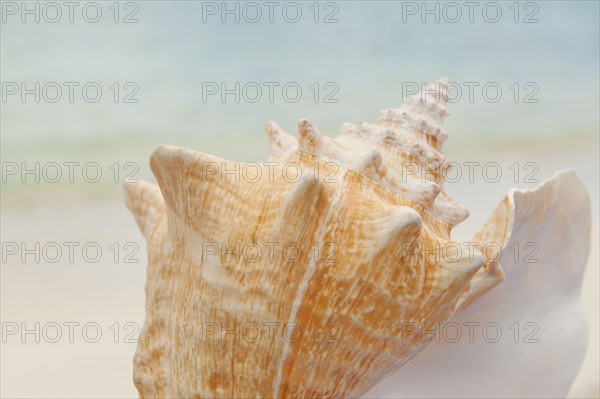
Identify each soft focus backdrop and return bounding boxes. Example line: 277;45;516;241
1;1;598;397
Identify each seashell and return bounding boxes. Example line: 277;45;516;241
124;78;591;398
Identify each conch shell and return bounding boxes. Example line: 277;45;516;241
124;78;590;398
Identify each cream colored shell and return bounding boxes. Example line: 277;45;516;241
125;79;514;398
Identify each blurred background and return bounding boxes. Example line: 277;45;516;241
1;1;598;397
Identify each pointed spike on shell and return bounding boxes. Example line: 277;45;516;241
265;121;296;157
150;144;229;177
297;119;355;164
150;145;234;215
124;180;165;239
285;169;323;208
351;149;386;181
426;77;450;103
407;77;450;109
297;119;325;155
410;179;442;208
369;169;442;210
368;206;422;264
382;206;423;242
277;169;324;232
340;122;356;135
439;244;486;281
433;195;470;226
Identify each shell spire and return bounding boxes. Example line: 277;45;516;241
266;77;468;226
377;77;450;147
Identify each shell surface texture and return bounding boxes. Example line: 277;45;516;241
124;78;591;398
